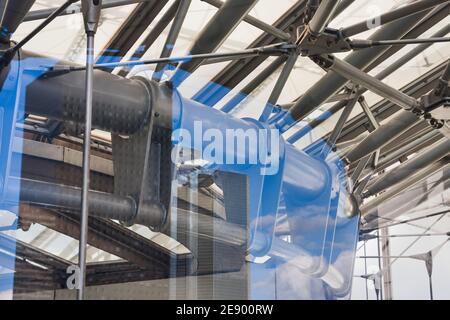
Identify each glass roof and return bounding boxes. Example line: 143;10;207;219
3;0;450;299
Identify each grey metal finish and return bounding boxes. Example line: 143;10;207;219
23;54;151;135
152;0;191;82
8;177;315;271
376;131;441;171
308;0;340;35
171;0;259;87
359;96;380;131
323;55;419;111
221;55;287;112
201;0;291;41
346;111;421;163
351;154;372;186
286;8;432;123
19;205;189;270
192;0;307;106
118;0;180;77
364;139;450;197
96;0;168;70
8;178;141;222
292;22;450;143
321;93;359;158
0;0;35;42
361;159;450;218
341;0;447;37
353;36;450;48
24;0;144;22
341;57;449;163
267;53;298;107
338;61;449;148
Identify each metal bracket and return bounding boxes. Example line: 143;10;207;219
296;27;351;56
420;84;450;123
111;95;169;231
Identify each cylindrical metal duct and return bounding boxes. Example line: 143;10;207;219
22;52;151;135
6;177;165;227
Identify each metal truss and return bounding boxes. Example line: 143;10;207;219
1;0;449;298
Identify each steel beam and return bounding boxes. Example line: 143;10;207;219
308;0;340;35
6;177;321;277
7;177;165;227
364;139;450;198
152;0;191;82
320;93;359;158
335;61;449;162
0;0;35;42
376;131;442;171
171;0;259;87
201;0;291;41
19;204;190;269
320;55;419;111
221;55;287;113
96;0;168;71
118;0;180;77
279;4;443;128
259;53;298;121
346;111;421;163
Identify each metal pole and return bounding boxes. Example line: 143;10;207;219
78;32;94;300
319;55;419;111
308;0;340;35
320;92;359;158
221;55;287;113
259;52;298;122
376;230;384;300
152;0;192;82
51;42;291;73
346;111;420;163
361;160;450;217
442;60;450;83
171;0;259;87
0;0;36;43
78;0;102;301
288;23;450;144
363;242;369;300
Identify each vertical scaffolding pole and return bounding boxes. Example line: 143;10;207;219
78;0;102;300
380;227;393;300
